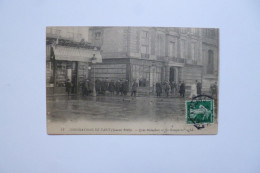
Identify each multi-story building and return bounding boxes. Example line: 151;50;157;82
46;27;102;95
88;27;219;94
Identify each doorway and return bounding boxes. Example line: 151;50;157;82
169;67;175;82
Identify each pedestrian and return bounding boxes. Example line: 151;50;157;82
85;80;90;96
115;80;120;95
123;80;129;96
177;81;181;95
173;81;177;96
196;80;202;95
81;80;86;96
100;79;107;95
65;79;72;97
119;80;124;96
104;78;109;95
170;81;174;96
210;82;217;98
179;81;185;98
165;81;170;97
108;80;115;96
156;82;162;97
190;81;197;98
95;79;101;95
131;80;138;97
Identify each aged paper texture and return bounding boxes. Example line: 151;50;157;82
46;26;219;135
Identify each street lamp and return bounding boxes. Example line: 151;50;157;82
91;54;97;97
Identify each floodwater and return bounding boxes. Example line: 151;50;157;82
47;95;186;123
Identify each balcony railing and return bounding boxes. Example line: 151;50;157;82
157;56;185;63
168;57;185;63
185;59;198;65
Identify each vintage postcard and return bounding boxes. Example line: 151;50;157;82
46;26;219;135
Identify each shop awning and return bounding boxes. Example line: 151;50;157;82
53;45;102;63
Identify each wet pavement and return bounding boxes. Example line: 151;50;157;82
47;95;186;123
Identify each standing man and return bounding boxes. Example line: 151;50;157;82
109;80;115;96
179;81;185;98
165;81;170;97
119;80;124;96
177;81;182;96
65;79;72;97
131;80;138;97
170;80;177;96
82;80;86;96
210;82;217;98
123;80;129;96
85;80;90;96
190;81;197;98
115;80;120;95
95;79;101;95
196;80;202;95
156;82;162;97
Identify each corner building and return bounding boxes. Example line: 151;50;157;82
46;27;102;95
89;27;219;94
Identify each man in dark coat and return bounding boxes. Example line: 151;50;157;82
196;80;202;95
108;80;115;96
82;80;89;96
81;81;86;96
156;82;162;97
88;79;93;95
115;80;121;95
119;80;124;96
65;79;72;97
179;81;185;98
131;80;138;97
210;82;217;98
95;79;101;95
123;80;129;96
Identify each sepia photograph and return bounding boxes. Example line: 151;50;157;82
46;26;219;134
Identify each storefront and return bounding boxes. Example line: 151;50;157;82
46;44;102;95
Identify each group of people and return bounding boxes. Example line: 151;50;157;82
155;80;204;98
65;78;217;98
81;79;139;97
155;81;186;98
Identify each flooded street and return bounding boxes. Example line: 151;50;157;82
47;95;186;123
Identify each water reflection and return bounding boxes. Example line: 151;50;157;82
47;95;186;123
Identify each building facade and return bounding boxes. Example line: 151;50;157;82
88;27;219;94
46;27;102;95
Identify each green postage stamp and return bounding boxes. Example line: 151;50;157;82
186;100;214;124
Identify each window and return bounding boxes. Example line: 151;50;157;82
207;50;214;74
168;42;176;57
206;29;216;38
77;33;82;41
141;45;149;54
191;43;195;60
181;40;186;59
51;29;61;37
158;34;164;56
95;32;101;39
67;32;74;40
181;28;188;33
142;31;149;38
